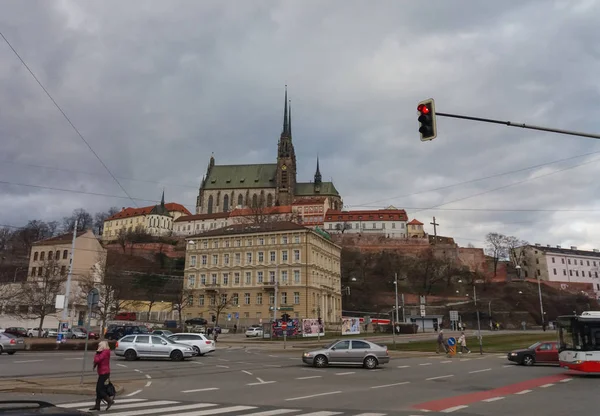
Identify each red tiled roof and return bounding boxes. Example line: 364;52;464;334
408;219;423;225
188;221;306;238
107;203;191;220
33;231;89;246
229;206;293;217
324;209;408;222
174;212;230;222
292;197;327;206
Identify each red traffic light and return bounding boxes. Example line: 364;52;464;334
417;104;430;114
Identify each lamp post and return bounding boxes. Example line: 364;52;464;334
473;285;483;355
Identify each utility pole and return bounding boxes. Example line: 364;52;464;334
430;217;439;244
394;273;399;324
473;285;483;355
537;274;545;328
273;265;278;327
61;219;78;327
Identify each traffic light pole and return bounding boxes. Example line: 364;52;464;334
436;112;600;140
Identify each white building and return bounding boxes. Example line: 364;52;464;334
323;207;408;238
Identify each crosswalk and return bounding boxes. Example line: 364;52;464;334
58;399;390;416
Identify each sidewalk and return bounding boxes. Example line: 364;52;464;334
0;377;131;396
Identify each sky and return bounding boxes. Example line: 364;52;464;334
1;0;600;250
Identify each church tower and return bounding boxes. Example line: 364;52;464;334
313;156;322;194
275;86;297;206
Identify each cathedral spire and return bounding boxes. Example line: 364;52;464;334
160;189;165;207
314;156;322;184
282;85;290;136
288;100;292;138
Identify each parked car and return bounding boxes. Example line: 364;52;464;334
0;332;25;355
114;334;194;361
245;327;263;338
43;328;57;338
185;317;208;326
105;325;149;340
153;330;173;337
26;328;45;337
0;400;90;415
60;328;87;339
75;327;100;340
507;341;559;366
114;312;137;321
169;333;215;356
302;339;390;369
4;327;28;338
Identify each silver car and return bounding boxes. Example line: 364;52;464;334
115;334;194;361
0;332;25;355
302;339;390;369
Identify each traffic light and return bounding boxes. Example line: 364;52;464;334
417;98;437;141
211;315;216;323
281;313;290;321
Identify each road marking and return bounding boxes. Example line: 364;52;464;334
247;381;277;386
459;358;471;362
265;364;281;367
117;364;128;368
482;397;505;402
145;374;152;379
426;375;454;381
296;376;322;380
370;381;410;389
59;399;146;408
242;370;253;375
441;405;469;413
236;361;252;364
125;389;142;397
441;360;452;364
496;355;506;358
503;365;514;368
145;381;152;387
134;369;142;373
560;378;573;383
419;363;432;366
14;360;44;363
257;377;266;383
335;372;355;375
515;390;532;395
469;368;492;374
107;403;245;416
64;357;83;360
242;410;301;416
216;365;230;368
289;357;298;360
354;413;387;416
192;361;204;365
292;412;342;416
268;355;279;358
285;391;342;401
540;383;554;388
475;356;487;360
182;387;220;393
397;365;411;368
218;358;230;362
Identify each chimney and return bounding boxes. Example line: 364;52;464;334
557;245;561;249
571;246;577;250
547;244;551;248
535;243;541;247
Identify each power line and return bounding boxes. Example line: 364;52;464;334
0;30;138;208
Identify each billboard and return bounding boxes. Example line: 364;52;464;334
341;317;361;335
271;319;300;338
302;318;324;338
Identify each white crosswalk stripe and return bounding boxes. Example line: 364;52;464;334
57;399;390;416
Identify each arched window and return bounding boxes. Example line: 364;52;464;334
237;194;243;207
252;194;258;208
223;194;229;212
207;195;214;214
267;194;273;207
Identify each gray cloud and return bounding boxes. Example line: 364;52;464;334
1;0;600;249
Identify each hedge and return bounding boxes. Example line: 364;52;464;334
25;340;117;351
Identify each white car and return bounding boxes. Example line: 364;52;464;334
169;333;215;356
245;327;263;338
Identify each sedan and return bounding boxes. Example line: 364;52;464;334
169;333;215;356
302;339;390;369
114;334;194;361
0;332;25;355
153;330;173;337
507;341;559;366
245;327;263;338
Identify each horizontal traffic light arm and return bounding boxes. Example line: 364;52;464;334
436;112;600;140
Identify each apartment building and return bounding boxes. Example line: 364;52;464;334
324;207;409;238
184;222;342;325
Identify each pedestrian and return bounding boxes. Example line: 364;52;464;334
233;324;237;334
458;332;471;354
436;329;448;354
90;340;114;411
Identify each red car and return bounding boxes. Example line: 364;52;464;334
507;341;559;366
4;327;28;338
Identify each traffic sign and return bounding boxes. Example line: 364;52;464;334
227;313;232;321
449;311;459;321
420;306;426;317
447;337;456;347
235;312;239;320
420;295;426;305
282;322;287;330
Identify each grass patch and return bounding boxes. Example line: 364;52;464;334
386;333;557;353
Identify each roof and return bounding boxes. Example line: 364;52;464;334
529;245;600;259
324;209;408;222
408;219;423;225
174;212;230;222
107;203;191;220
295;182;339;197
203;164;278;190
33;230;89;246
188;221;307;238
229;205;293;217
292;197;327;206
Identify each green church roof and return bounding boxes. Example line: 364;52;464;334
204;164;278;190
295;181;340;197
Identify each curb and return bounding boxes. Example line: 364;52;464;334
3;384;125;396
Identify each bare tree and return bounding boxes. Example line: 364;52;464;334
14;220;53;256
408;250;451;295
62;208;94;232
485;232;508;277
0;227;13;253
232;205;301;225
208;293;235;326
170;278;193;329
94;207;120;235
335;222;352;234
505;235;528;268
10;259;66;337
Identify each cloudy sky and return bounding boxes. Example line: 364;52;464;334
1;0;600;249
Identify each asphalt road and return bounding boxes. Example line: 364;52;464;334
1;345;597;416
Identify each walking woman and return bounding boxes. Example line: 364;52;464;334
458;332;471;354
90;340;114;411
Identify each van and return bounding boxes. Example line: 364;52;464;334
114;312;137;321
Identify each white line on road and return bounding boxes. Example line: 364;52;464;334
503;365;514;368
192;361;204;365
285;391;342;401
218;358;230;362
426;375;454;381
354;413;387;416
145;374;152;379
145;381;152;387
459;359;471;362
397;365;411;368
560;378;573;383
441;361;452;364
216;365;230;368
475;356;487;360
108;403;245;416
268;355;279;358
291;412;342;416
64;357;83;360
419;363;432;366
134;369;142;373
125;389;142;397
496;355;506;358
296;376;322;380
289;358;298;360
241;410;301;416
335;372;355;375
14;360;43;363
370;381;410;389
265;364;281;367
469;368;492;374
182;387;220;393
515;390;532;395
58;399;145;408
242;370;253;375
441;405;469;413
257;377;266;383
540;383;554;388
483;397;505;402
247;381;276;386
117;364;127;368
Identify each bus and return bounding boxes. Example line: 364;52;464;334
557;311;600;373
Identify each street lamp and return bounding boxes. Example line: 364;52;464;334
458;279;483;355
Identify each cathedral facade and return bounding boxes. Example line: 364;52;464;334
196;88;343;215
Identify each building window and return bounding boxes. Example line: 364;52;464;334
294;250;300;261
234;273;240;285
187;295;194;307
203;241;208;249
236;239;241;247
246;239;252;247
225;240;230;248
224;254;230;265
244;293;250;305
596;272;598;278
47;251;53;260
553;268;556;275
269;271;275;283
590;271;593;277
38;267;43;276
246;253;252;264
568;259;571;265
235;253;241;265
563;270;567;276
258;252;264;263
33;252;38;261
281;292;288;305
188;275;196;288
580;260;584;265
59;265;66;275
561;258;565;264
213;241;219;249
211;274;217;284
569;270;573;276
256;293;263;305
210;295;216;306
587;260;590;266
198;295;205;306
30;267;36;276
282;251;288;262
201;274;206;285
232;293;239;305
576;271;579;277
40;252;45;261
537;269;541;276
552;257;555;263
294;270;300;284
269;293;275;305
245;272;252;285
271;237;276;245
294;292;300;304
257;271;264;284
190;256;197;267
536;258;539;264
201;255;207;265
595;261;597;267
212;255;218;265
392;223;396;229
63;250;68;259
270;251;276;262
221;294;228;304
282;236;288;244
223;273;229;286
281;271;288;283
294;235;300;244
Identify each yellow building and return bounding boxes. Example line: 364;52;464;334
102;192;191;241
184;222;342;326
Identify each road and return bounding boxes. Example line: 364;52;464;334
0;344;596;416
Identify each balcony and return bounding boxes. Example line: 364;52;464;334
262;281;277;291
203;283;221;292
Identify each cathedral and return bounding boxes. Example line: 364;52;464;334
195;88;343;214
